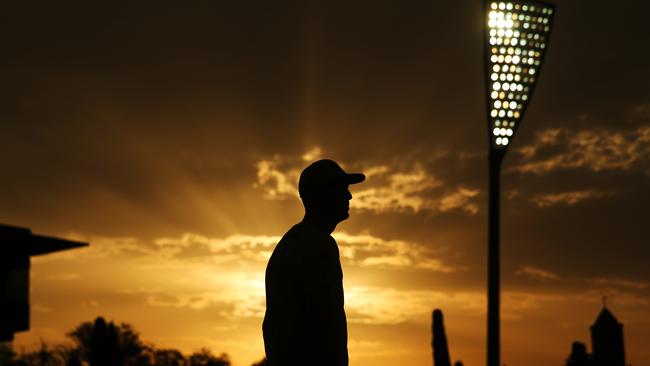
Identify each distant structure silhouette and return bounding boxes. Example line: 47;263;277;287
431;309;462;366
263;160;365;366
565;306;626;366
566;341;591;366
591;307;625;366
432;309;451;366
0;224;87;341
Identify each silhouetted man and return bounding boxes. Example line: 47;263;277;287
263;159;365;366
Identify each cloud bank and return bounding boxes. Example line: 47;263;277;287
512;126;650;174
253;148;480;215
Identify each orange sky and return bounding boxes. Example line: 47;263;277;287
10;143;650;366
2;0;650;365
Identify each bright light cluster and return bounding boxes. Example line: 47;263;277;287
486;1;554;148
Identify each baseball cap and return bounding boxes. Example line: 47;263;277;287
298;159;365;199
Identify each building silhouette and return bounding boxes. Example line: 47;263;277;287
565;306;626;366
591;307;625;366
566;341;591;366
0;224;87;341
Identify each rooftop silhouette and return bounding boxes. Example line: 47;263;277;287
0;224;87;341
591;307;625;366
566;306;627;366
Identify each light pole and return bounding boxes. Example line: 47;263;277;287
483;2;555;366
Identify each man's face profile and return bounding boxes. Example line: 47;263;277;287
304;181;352;224
326;182;352;222
298;159;364;226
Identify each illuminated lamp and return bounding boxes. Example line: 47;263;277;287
484;2;555;366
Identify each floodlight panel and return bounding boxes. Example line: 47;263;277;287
485;1;554;149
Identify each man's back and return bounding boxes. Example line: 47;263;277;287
263;221;348;366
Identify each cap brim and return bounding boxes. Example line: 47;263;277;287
346;173;365;184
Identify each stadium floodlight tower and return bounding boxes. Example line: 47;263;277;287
483;2;555;366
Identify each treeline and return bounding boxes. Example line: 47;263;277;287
0;317;267;366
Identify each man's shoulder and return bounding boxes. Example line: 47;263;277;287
279;221;322;239
276;223;304;248
276;222;334;254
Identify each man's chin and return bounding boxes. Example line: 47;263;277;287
338;211;350;222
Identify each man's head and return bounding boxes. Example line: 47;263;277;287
298;159;365;224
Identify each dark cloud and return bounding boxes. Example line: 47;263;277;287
509;126;650;174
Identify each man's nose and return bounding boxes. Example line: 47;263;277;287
346;190;352;200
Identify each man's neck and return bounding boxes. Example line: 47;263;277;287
302;213;337;235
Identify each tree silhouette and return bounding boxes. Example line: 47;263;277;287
67;316;151;366
3;316;233;366
187;348;229;366
0;342;16;364
154;349;186;366
6;341;70;366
